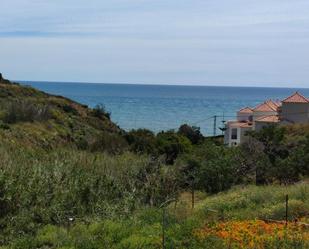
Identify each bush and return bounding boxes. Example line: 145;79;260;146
125;129;157;154
178;124;204;145
88;132;128;154
62;104;78;115
2;100;51;124
92;104;111;120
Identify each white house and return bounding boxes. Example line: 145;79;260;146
280;92;309;124
224;92;309;147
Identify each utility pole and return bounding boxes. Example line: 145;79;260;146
213;115;217;136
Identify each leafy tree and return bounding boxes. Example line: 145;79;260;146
156;131;192;164
243;125;309;185
178;124;204;144
176;157;201;208
176;141;242;195
125;129;157;154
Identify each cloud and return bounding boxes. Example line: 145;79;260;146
0;0;309;87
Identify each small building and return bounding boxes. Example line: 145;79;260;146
224;120;253;146
280;92;309;124
224;107;254;146
224;92;309;147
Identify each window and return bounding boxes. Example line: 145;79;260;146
231;128;238;140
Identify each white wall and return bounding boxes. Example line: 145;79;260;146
225;125;253;147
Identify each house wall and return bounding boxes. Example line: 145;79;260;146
225;125;253;147
252;111;277;121
254;121;276;131
280;103;309;123
240;127;253;143
226;127;240;147
237;112;252;122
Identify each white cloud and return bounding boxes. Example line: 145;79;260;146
0;0;309;87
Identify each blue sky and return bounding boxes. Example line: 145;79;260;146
1;0;309;87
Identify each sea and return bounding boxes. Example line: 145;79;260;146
20;81;309;136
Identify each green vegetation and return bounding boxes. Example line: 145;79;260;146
0;75;308;248
1;182;308;249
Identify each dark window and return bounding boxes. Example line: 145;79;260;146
231;128;238;140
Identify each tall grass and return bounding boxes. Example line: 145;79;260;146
0;142;176;243
195;184;309;221
1;100;51;124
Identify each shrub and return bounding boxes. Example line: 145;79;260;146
125;129;157;154
178;124;204;145
88;132;128;154
2;100;51;124
0;120;10;130
92;104;111;120
62;104;78;115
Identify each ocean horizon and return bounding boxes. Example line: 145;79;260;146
20;81;309;135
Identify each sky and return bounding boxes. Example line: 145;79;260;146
0;0;309;88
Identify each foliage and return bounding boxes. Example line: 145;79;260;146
125;129;157;154
156;131;192;164
0;76;123;152
2;182;309;248
0;142;181;243
1;100;51;124
178;124;204;145
242;125;309;184
176;141;243;194
197;184;309;221
92;104;111;120
0;74;309;248
195;220;309;249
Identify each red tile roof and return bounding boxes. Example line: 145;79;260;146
253;101;278;112
238;107;253;113
282;92;309;103
266;100;281;110
255;115;279;123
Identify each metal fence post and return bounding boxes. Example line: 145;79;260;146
285;194;289;225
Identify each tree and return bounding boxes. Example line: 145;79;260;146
156;131;192;164
178;124;204;144
177;157;200;208
125;129;157;154
243;125;309;185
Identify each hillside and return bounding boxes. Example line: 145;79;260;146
1;180;308;249
0;74;126;151
0;74;308;248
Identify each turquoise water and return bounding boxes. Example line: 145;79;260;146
20;81;309;135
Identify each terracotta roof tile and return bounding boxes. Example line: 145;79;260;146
253;101;278;112
282;92;309;103
255;115;279;123
266;100;280;110
238;107;253;113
